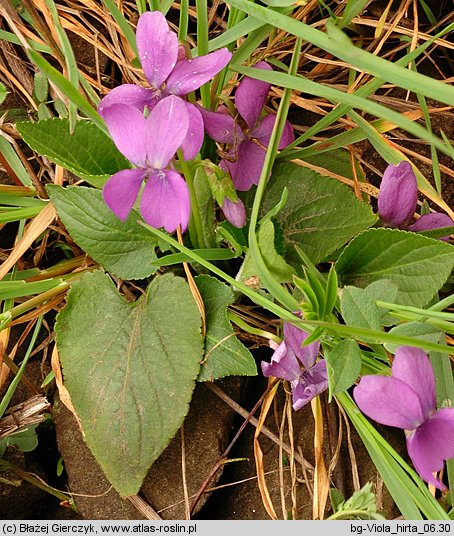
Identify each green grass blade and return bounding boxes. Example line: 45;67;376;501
27;49;107;134
338;0;371;29
157;0;174;15
338;392;449;519
0;29;52;53
0;206;44;223
101;0;138;57
78;73;101;108
418;0;437;25
411;63;441;193
222;0;454;106
306;320;454;355
230;64;454;160
196;0;210;108
0;194;45;207
279;22;454;157
204;15;271;52
0;136;32;187
178;0;189;41
0;279;64;300
135;0;147;15
44;0;78;131
151;248;238;267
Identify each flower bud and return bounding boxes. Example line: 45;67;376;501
221;197;246;228
378;161;418;228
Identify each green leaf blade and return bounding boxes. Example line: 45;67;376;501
48;185;157;280
196;275;257;381
56;271;203;497
341;286;382;331
336;228;454;307
18;119;129;187
327;339;362;398
261;161;377;265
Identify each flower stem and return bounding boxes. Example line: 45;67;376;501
177;150;205;249
247;37;302;312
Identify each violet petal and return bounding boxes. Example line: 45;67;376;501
140;169;190;233
354;375;425;430
165;48;232;96
225;139;267;191
145;95;189;169
261;341;301;382
406;408;454;490
392;347;436;421
252;113;295;150
407;212;454;241
235;61;272;130
198;106;242;145
98;85;155;117
181;102;204;161
283;322;320;368
291;361;328;411
221;197;246;228
378;161;418;228
101;103;149;167
102;168;145;221
136;11;178;89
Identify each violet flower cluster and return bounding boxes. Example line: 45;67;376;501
200;61;295;192
354;346;454;489
261;319;328;410
98;11;232;232
199;61;295;227
378;161;453;240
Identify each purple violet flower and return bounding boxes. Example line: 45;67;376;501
199;61;295;191
261;321;327;410
354;346;454;489
102;95;191;233
98;11;232;160
221;197;246;228
378;161;453;240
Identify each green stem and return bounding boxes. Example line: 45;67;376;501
178;0;189;41
228;311;280;343
135;0;147;14
247;37;302;312
139;222;454;356
140;221;302;324
195;0;211;108
0;460;74;506
177;150;205;249
0;316;43;420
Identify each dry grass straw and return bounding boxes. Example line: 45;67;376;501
0;0;452;518
311;396;329;520
254;379;279;519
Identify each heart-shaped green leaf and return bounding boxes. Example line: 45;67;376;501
260;161;376;265
195;275;256;381
48;185;157;280
326;339;362;399
336;228;454;307
18;118;129;187
56;271;203;497
340;286;382;331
